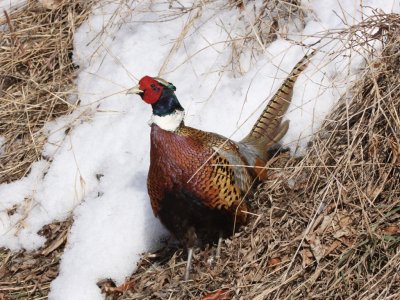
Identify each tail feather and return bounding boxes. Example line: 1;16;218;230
241;51;314;150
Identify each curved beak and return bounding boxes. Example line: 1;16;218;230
126;85;143;95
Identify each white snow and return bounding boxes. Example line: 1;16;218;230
0;0;26;29
0;0;399;299
0;0;26;12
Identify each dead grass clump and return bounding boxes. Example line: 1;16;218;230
0;1;93;299
0;0;93;183
0;219;71;299
117;13;399;300
229;0;305;74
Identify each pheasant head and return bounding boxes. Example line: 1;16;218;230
128;76;183;115
128;76;184;131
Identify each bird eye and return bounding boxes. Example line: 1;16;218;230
150;83;161;92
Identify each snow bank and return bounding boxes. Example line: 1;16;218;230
0;0;26;12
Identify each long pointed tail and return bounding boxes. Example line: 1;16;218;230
241;50;315;149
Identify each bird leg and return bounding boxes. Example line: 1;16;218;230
215;231;223;259
183;226;197;281
208;231;223;265
184;247;193;281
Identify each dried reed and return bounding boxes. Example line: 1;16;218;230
0;0;92;183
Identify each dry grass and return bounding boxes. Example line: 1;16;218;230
227;0;306;75
0;0;92;183
159;0;305;76
0;219;71;299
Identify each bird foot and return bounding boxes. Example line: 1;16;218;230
207;234;223;265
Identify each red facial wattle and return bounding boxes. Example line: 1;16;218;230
139;76;164;104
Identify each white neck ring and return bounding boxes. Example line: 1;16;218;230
149;110;185;131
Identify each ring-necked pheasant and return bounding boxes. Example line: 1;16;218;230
128;52;313;280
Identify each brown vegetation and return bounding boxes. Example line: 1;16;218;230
0;0;92;183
